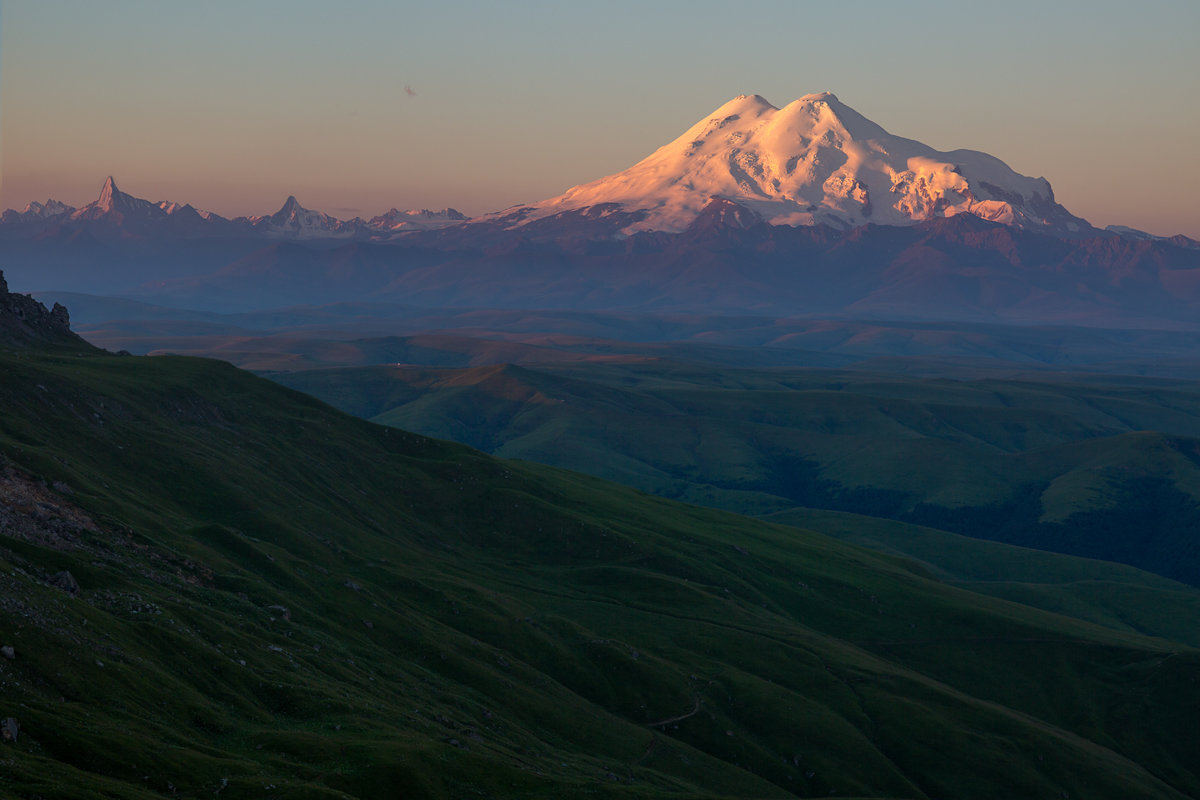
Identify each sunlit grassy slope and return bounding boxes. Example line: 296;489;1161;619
1;343;1198;799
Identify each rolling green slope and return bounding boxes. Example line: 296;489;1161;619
762;507;1200;647
2;344;1199;798
273;360;1200;584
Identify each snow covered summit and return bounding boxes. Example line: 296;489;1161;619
248;196;356;239
71;176;161;222
498;93;1093;236
367;207;468;233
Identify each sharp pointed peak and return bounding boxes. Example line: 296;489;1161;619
272;195;309;217
97;176;120;209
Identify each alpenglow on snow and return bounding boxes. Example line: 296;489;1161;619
490;93;1092;237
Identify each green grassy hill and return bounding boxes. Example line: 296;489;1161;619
762;507;1200;647
272;360;1200;585
1;337;1199;797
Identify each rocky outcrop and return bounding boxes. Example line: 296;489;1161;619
0;270;87;347
0;464;99;551
49;570;81;597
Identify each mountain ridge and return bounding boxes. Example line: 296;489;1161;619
4;95;1200;323
5;93;1196;243
1;177;469;242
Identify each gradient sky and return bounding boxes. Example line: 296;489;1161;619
3;0;1198;237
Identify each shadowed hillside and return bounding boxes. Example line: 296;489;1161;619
1;287;1199;797
274;360;1200;586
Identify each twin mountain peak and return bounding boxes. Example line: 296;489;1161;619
0;94;1182;242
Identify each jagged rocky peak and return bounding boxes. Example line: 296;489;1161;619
248;195;355;239
1;197;76;225
22;199;73;218
96;176;119;210
276;195;304;215
69;175;160;222
0;270;83;347
89;175;145;215
367;206;470;232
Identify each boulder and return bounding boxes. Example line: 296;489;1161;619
266;604;291;621
49;570;80;597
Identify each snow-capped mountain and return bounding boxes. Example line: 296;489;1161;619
367;207;468;233
493;92;1094;237
1106;224;1200;250
54;177;232;235
0;178;473;243
0;93;1180;248
243;197;468;238
71;176;171;222
249;196;355;239
0;199;75;223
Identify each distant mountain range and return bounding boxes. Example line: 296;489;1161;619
3;94;1199;323
1;176;468;240
10;93;1200;245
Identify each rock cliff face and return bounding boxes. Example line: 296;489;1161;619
0;270;85;347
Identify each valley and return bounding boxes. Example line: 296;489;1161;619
2;284;1200;798
56;297;1200;587
267;355;1200;580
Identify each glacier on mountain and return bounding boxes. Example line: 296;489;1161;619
492;93;1093;237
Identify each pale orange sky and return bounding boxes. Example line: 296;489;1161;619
3;1;1198;237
